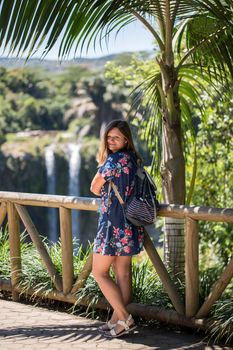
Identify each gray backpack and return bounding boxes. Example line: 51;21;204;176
110;165;159;226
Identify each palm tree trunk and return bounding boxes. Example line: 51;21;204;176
160;63;186;278
156;0;186;278
162;107;186;278
161;106;185;204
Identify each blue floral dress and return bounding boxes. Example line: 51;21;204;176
93;151;144;256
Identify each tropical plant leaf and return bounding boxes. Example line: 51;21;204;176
175;1;233;78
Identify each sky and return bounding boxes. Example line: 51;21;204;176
25;21;155;60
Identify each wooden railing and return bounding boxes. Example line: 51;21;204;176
0;191;232;329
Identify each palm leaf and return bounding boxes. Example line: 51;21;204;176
0;1;199;58
126;70;163;174
175;1;233;78
178;65;221;101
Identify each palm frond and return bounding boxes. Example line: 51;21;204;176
178;64;222;102
0;0;159;59
175;1;233;78
127;70;163;175
0;0;204;59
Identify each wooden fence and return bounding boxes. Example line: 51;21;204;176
0;191;232;329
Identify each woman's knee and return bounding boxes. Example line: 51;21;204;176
92;254;115;281
92;266;109;282
114;258;132;281
116;270;131;282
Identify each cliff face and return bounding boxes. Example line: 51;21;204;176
0;132;100;248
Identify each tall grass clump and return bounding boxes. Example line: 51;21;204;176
200;265;233;344
132;258;175;308
0;229;92;300
208;298;233;344
0;226;11;280
20;237;92;298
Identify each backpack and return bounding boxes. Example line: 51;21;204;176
110;164;159;227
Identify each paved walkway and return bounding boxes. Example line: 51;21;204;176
0;299;232;350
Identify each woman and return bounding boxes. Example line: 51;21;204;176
90;119;144;338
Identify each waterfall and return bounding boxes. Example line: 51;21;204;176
45;145;57;242
68;144;81;243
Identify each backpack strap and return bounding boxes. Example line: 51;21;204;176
109;181;125;205
107;180;112;207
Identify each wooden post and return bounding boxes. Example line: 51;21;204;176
15;203;63;292
144;230;185;315
0;202;7;227
71;253;93;294
7;202;21;301
196;255;233;318
59;207;74;294
185;217;199;317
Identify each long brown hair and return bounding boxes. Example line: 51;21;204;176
97;119;142;165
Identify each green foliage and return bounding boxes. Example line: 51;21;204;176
0;226;11;279
0;228;93;295
58;66;93;96
186;85;233;264
200;266;233;344
199;266;224;301
6;68;49;98
0;66;92;133
132;258;173;307
192;98;232;207
208;299;233;344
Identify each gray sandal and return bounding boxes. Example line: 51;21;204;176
98;320;117;333
104;314;136;338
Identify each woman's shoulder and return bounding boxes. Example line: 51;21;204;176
104;151;137;168
117;152;138;171
109;150;136;161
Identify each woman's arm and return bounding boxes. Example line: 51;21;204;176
90;172;106;196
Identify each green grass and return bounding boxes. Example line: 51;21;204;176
208;299;233;344
0;226;232;344
199;265;233;344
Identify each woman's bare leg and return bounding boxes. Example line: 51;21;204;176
114;256;132;304
110;256;132;323
92;253;129;321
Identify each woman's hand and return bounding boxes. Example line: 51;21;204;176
90;172;106;196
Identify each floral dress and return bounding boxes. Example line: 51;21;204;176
93;150;144;256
